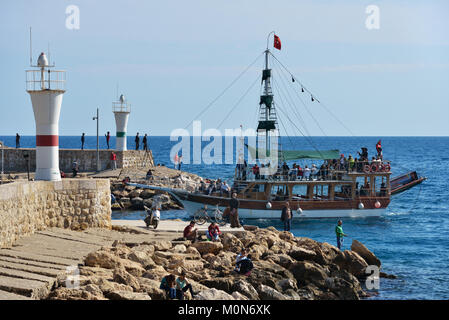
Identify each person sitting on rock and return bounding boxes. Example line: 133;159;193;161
183;221;198;243
159;274;177;299
175;271;197;300
207;222;221;241
145;169;153;180
234;248;248;271
235;254;254;276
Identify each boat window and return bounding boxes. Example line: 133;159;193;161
249;184;265;193
334;184;352;198
270;184;288;201
291;184;307;200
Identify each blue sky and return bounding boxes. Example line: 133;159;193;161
1;0;448;136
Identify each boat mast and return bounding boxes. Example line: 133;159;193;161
256;33;279;162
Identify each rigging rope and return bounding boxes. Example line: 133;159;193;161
183;52;264;130
217;73;261;129
272;58;328;137
269;52;355;136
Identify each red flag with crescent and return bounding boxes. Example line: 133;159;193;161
274;34;281;50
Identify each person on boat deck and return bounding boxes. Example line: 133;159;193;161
289;164;298;181
229;192;242;228
183;221;198;242
348;155;355;172
175;271;197;300
252;164;260;180
207;222;221;241
282;162;289;180
297;164;303;180
220;181;231;197
235;254;254;276
376;140;383;160
358;147;368;163
304;165;311;181
281;201;293;232
335;220;348;250
311;164;319;180
380;182;387;196
260;164;266;180
160;274;177;299
242;160;248;180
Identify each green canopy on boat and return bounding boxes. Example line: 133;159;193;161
245;144;340;160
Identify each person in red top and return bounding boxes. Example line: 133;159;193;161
183;221;198;242
207;222;221;241
252;164;260;179
110;152;117;170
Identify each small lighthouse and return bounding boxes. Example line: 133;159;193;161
112;94;130;151
26;52;66;181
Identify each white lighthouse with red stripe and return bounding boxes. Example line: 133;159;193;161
26;52;66;181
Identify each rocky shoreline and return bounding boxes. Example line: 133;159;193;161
49;226;393;300
111;166;204;212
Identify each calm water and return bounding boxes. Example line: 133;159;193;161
1;135;448;300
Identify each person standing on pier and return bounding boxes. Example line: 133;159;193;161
229;192;242;228
143;133;148;151
15;133;20;148
105;131;111;149
110;152;117;170
335;220;348;250
135;132;140;150
81;133;85;150
281;201;293;231
178;155;183;170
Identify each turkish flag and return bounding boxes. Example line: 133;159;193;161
274;35;281;50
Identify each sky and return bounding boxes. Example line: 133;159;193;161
0;0;448;136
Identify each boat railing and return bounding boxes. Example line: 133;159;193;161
235;160;392;182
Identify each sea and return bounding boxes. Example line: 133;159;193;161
1;135;448;300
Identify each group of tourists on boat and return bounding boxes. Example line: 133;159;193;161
235;140;389;182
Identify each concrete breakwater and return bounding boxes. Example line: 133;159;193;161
49;226;389;300
111;166;204;211
0;148;154;173
0;179;112;248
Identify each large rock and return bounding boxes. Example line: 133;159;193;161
232;279;259;300
192;241;223;255
113;267;140;291
153;241;172;251
137;278;166;300
350;240;381;267
257;284;288;300
289;261;328;288
200;278;234;293
48;287;106;300
265;254;295;269
288;246;317;262
334;250;369;277
130;197;144;210
221;233;244;252
84;250;123;269
195;288;235;300
106;291;151;300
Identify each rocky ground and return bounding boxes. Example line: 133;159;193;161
48;226;393;300
111;166;204;211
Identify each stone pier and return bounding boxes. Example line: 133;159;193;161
0;147;154;173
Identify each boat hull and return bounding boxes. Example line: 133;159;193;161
180;198;385;219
